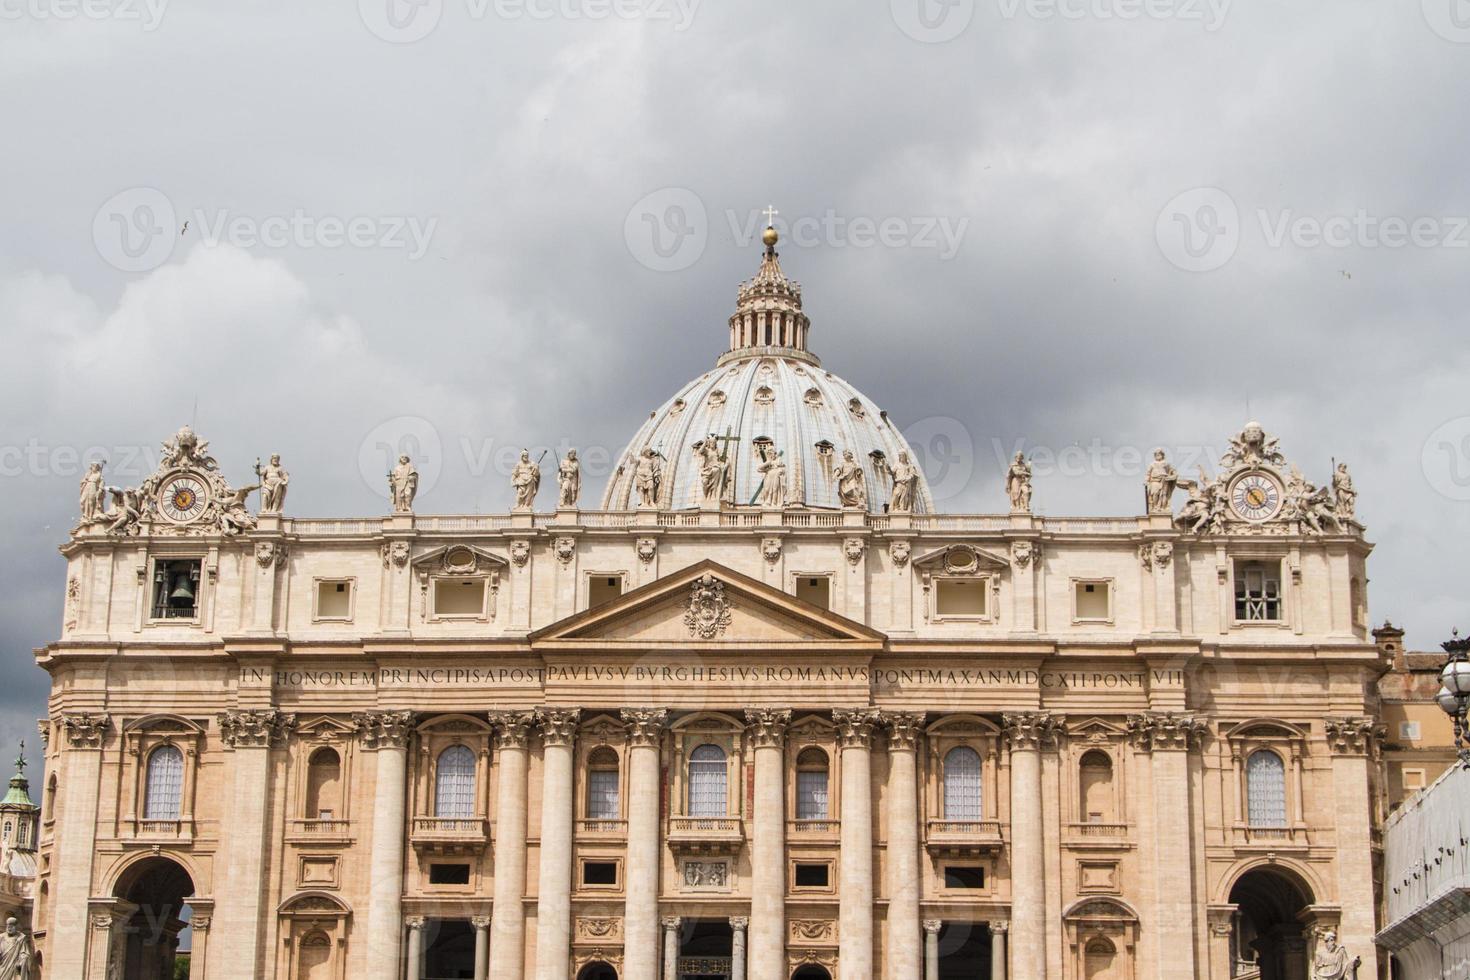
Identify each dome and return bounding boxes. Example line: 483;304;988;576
601;226;934;514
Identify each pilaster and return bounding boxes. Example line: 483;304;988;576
355;710;414;980
621;708;669;980
745;708;791;980
833;708;880;980
535;707;581;980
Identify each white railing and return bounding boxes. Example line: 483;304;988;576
788;819;839;835
287;518;385;535
669;816;741;834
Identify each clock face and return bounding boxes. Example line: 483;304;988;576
1229;472;1282;522
158;474;210;524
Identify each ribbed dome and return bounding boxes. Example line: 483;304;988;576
601;226;934;514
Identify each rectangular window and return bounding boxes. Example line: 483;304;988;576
795;770;829;820
944;866;985;889
582;861;618;886
1399;721;1421;741
434;579;486;617
1403;768;1427;791
1073;580;1111;622
796;576;831;609
587;769;619;819
1234;560;1282;622
428;863;470;885
936;579;988;618
316;580;353;620
794;863;830;888
588;575;623;609
151;559;202;620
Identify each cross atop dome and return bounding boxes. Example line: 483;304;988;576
725;209;814;364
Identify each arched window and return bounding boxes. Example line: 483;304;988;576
795;747;830;821
586;747;620;820
943;746;983;821
688;744;727;817
305;747;342;820
1246;750;1287;828
435;745;477;818
143;744;184;820
1079;750;1115;823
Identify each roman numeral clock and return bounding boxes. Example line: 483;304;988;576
1228;471;1283;522
157;474;211;524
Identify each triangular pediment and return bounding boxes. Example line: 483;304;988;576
530;560;885;648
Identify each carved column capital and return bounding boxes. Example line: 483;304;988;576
1126;712;1208;752
1324;715;1383;756
36;718;50;749
728;916;749;931
191;915;212;932
218;709;295;749
61;712;109;749
923;919;943;935
620;708;669;747
405;916;426;930
353;710;414;750
1002;711;1064;751
989;920;1010;936
488;710;536;749
833;707;882;748
472;915;491;930
661;915;682;931
536;707;581;747
882;711;925;751
744;708;792;748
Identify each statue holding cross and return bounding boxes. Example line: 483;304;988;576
694;429;738;508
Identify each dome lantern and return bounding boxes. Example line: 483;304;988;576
724;216;815;365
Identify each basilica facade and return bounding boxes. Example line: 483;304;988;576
35;229;1388;980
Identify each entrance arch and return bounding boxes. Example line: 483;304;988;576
577;963;618;980
1227;866;1314;980
792;968;833;980
111;856;195;980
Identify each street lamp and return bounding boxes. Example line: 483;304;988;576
1438;629;1470;766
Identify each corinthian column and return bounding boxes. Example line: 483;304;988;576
884;712;925;980
923;919;942;979
833;708;881;980
534;708;580;980
1127;712;1206;980
488;711;535;980
214;709;295;979
472;915;491;980
1325;716;1383;978
744;708;791;980
729;916;749;980
622;708;670;980
356;710;415;980
661;916;682;980
1003;712;1060;980
49;714;109;980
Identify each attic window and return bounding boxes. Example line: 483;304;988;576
804;388;822;406
754;385;775;406
1073;580;1112;622
847;398;866;419
796;576;831;610
1234;560;1282;622
588;574;623;609
434;579;486;618
935;579;987;618
316;580;353;621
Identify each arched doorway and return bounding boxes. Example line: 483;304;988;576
791;968;832;980
577;963;618;980
1228;867;1313;980
112;856;195;980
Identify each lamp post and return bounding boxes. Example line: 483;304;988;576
1437;629;1470;766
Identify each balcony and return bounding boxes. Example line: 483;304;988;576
925;819;1004;857
1235;824;1307;849
1065;822;1130;846
132;818;193;844
411;816;489;855
286;818;353;845
576;818;628;840
787;819;839;843
666;816;744;855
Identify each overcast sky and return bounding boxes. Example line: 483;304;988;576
2;0;1469;773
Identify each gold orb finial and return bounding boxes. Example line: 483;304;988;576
762;225;779;248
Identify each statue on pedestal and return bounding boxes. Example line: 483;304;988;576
1145;449;1179;514
1332;461;1356;522
256;454;290;514
389;456;418;513
835;449;867;509
634;448;663;508
1311;929;1359;980
889;451;919;513
0;917;34;978
557;450;581;508
753;445;787;508
79;461;106;523
1006;452;1033;513
693;438;727;508
511;450;541;510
